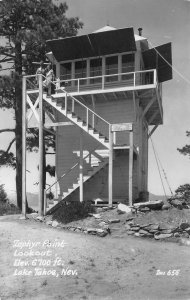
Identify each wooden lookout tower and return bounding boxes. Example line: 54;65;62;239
22;26;172;215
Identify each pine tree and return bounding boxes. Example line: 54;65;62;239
0;0;83;209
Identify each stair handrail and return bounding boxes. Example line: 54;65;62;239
45;147;107;193
27;74;111;129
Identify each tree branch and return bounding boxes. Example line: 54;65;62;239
6;137;16;153
0;128;15;134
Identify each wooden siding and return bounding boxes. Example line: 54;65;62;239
55;96;147;202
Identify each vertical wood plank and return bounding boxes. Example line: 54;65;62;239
79;130;83;202
108;127;113;207
38;74;44;216
22;76;27;217
129;129;133;206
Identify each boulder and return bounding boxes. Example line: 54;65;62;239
52;220;59;227
133;200;164;211
127;230;135;235
130;226;140;232
46;220;52;226
139;230;153;238
108;219;120;224
96;228;108;237
126;217;135;222
179;222;190;230
134;232;140;237
154;233;173;240
174;232;180;238
139;207;150;213
145;224;159;231
160;229;172;234
89;213;101;219
118;203;132;214
162;204;171;210
36;216;44;222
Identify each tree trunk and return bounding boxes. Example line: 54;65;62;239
15;42;23;210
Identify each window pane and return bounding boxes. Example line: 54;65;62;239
60;63;71;81
106;56;118;82
90;58;102;84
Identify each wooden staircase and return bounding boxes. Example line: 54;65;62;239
46;152;109;214
43;92;110;149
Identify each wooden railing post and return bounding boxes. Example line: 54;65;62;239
78;79;80;93
38;74;44;216
108;125;113;207
22;76;27;218
86;108;89;130
65;93;67;115
79;130;83;202
129;126;133;206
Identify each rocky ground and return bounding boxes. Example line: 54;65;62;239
31;199;190;243
1;199;190;299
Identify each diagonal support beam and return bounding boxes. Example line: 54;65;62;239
142;97;156;118
27;95;39;122
148;125;158;138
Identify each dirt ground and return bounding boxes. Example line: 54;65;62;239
0;214;190;300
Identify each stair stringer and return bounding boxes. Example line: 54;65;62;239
46;159;108;215
43;93;110;149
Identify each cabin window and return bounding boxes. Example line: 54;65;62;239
122;54;135;81
90;58;102;84
75;60;87;85
106;55;118;82
60;62;72;86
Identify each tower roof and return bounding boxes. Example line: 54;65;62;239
93;25;116;33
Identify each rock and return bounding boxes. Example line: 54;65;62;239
162;204;171;210
97;231;108;237
179;222;190;230
139;207;150;213
127;230;135;235
185;227;190;235
134;232;140;237
118;203;132;214
139;230;153;237
36;216;44;222
133;200;164;211
139;229;149;235
86;228;98;234
174;232;180;238
140;224;151;229
75;229;81;232
154;233;173;240
160;229;172;234
130;226;140;232
145;224;159;231
52;220;59;227
108;219;120;224
170;199;183;210
89;213;101;219
99;221;108;227
126;217;135;222
46;220;52;226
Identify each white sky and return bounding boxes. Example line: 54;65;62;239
0;0;190;196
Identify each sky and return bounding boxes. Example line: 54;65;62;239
0;0;190;197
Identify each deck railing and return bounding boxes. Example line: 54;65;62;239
55;69;157;94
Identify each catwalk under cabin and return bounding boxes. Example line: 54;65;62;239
23;25;172;214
